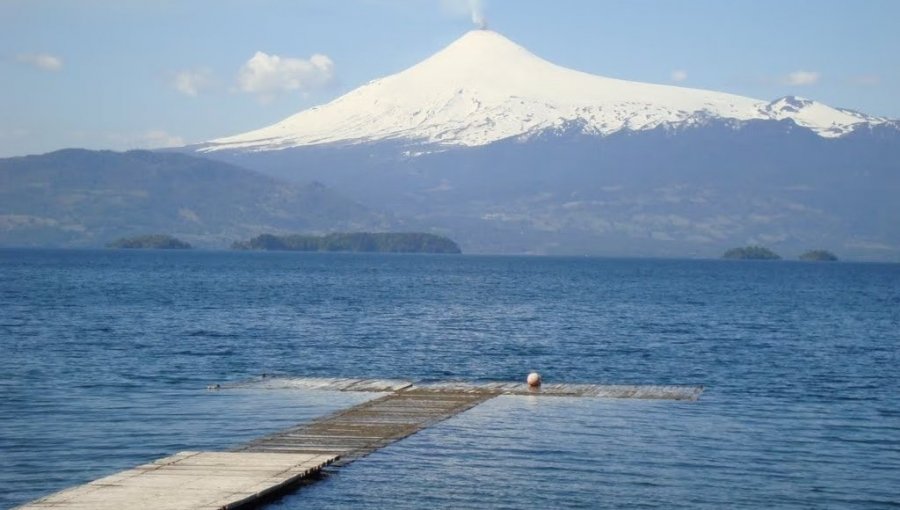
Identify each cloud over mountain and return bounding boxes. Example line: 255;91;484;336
237;51;335;102
783;70;820;86
172;68;214;97
670;69;688;82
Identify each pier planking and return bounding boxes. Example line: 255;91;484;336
238;388;498;464
16;451;337;510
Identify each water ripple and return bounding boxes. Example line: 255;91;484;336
1;250;898;509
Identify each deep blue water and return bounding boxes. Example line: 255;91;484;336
1;249;898;509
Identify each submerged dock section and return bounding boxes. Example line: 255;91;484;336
18;377;702;509
232;376;705;401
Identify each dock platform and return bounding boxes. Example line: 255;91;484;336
17;378;702;509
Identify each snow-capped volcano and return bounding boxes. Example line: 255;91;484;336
202;30;890;152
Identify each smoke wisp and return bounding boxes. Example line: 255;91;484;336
469;0;487;29
443;0;487;29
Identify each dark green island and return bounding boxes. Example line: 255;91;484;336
799;249;838;261
107;234;192;250
722;245;781;260
233;233;462;254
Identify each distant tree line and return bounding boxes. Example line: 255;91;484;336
723;246;838;261
107;234;191;249
723;245;781;260
799;249;838;261
232;232;461;254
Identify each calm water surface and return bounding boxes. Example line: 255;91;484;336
1;250;898;508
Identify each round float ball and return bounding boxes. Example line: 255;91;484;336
527;372;542;387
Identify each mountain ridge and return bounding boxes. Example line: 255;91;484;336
0;149;395;247
196;116;900;260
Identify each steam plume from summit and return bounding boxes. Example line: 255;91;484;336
469;0;487;29
443;0;486;29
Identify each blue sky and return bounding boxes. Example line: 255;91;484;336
1;0;898;157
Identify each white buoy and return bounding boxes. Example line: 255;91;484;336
527;372;542;387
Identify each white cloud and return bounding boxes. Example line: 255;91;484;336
16;52;63;71
237;51;334;102
172;68;214;97
783;70;820;86
670;69;688;82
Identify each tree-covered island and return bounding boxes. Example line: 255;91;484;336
107;234;192;249
232;233;461;254
799;249;838;261
722;245;781;260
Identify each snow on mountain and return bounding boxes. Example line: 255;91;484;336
201;30;890;152
761;95;888;137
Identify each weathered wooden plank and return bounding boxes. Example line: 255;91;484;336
238;388;498;463
16;451;337;510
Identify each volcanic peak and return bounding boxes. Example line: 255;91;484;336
202;30;891;152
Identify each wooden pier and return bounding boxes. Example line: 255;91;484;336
17;378;702;509
239;388;498;464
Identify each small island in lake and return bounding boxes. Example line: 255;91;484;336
232;232;462;254
722;245;781;260
107;234;192;250
799;249;838;262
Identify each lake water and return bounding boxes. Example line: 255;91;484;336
1;249;898;508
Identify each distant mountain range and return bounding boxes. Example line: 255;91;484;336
3;30;898;259
0;149;394;248
189;30;900;260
